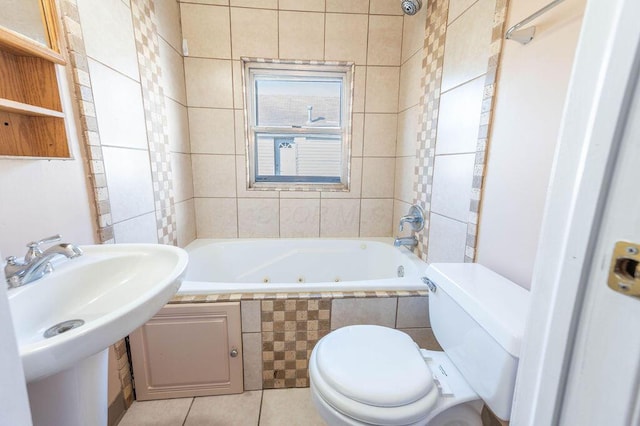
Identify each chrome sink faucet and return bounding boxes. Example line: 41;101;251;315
5;235;83;288
394;205;426;249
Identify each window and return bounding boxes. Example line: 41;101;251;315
242;59;354;191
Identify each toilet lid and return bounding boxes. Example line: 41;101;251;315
315;325;435;408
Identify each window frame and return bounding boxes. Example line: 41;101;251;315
242;58;355;191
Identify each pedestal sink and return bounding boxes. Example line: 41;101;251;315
7;244;188;426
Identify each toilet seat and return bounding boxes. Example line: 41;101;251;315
309;325;440;425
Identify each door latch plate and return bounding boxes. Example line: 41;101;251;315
608;241;640;297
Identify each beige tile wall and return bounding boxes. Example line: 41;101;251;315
156;0;196;247
180;0;403;238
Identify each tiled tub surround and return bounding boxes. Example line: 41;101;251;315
169;293;434;391
170;237;434;390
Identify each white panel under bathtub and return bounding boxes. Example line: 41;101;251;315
427;213;468;263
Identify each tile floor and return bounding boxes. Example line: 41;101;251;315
118;388;327;426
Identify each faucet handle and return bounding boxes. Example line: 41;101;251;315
6;256;18;265
25;234;62;261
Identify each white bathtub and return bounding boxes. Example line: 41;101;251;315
178;238;428;294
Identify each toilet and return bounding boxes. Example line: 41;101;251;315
309;263;530;426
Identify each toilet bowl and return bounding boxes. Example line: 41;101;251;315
309;263;530;426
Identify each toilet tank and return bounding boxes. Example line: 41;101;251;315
424;263;530;421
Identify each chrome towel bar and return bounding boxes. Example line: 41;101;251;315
505;0;566;45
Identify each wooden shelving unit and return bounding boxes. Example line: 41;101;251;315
0;25;70;158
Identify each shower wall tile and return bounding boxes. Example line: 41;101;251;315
430;153;475;222
279;11;325;60
353;66;367;113
367;15;403;66
184;58;233;108
230;65;244;116
189;108;236;154
181;3;231;59
331;298;397;329
279;0;325;12
102;147;155;223
77;0;139;80
441;0;494;92
401;1;428;63
155;0;182;51
192;154;237;197
363;113;398;157
165;98;190;154
279;199;321;238
370;0;403;15
88;59;147;150
238;198;280;237
195;197;238;238
320;199;361;237
230;0;277;8
362;157;395;198
365;66;400;113
436;75;485;155
230;8;278;59
326;0;369;13
159;37;188;104
171;153;194;203
394;156;415;204
351;113;365;157
398;51;423;111
359;198;394;237
175;199;197;247
448;0;478;24
325;14;369;65
113;212;158;244
396;104;419;156
427;213;468;263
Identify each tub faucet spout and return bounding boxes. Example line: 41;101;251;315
5;235;82;288
394;236;418;248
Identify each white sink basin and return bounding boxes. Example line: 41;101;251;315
7;244;188;383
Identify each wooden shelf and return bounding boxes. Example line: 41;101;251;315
0;25;65;65
0;98;64;118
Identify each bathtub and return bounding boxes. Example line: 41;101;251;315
178;238;428;295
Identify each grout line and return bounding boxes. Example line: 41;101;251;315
257;389;265;425
181;397;195;426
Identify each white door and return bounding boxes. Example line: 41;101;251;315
510;0;640;424
557;70;640;425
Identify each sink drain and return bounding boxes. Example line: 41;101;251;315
44;319;85;338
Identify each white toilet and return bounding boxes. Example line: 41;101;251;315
309;263;530;425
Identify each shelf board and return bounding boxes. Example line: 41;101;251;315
0;98;64;118
0;25;65;65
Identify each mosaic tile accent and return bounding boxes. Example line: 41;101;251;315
412;0;450;261
464;0;509;262
131;0;177;245
261;299;331;388
170;289;429;304
58;0;114;245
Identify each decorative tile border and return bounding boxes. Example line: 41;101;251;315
58;0;114;245
464;0;509;262
412;0;450;261
131;0;177;246
170;289;429;304
261;299;331;388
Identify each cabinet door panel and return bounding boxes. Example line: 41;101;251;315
130;302;243;400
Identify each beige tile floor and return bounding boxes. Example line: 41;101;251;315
118;388;327;426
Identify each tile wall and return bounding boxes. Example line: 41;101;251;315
405;0;507;262
179;0;409;238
